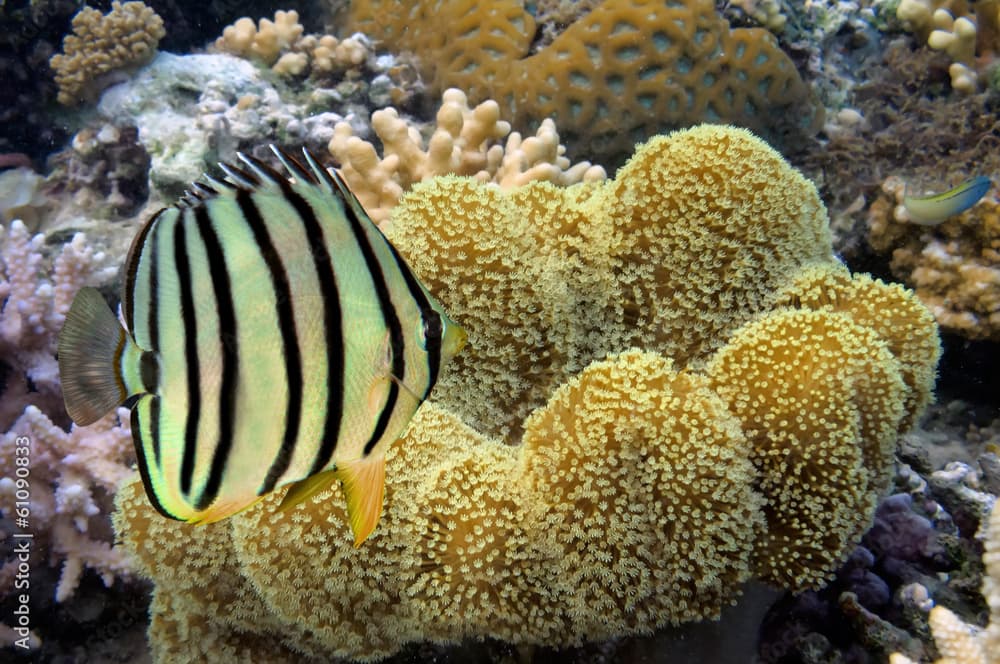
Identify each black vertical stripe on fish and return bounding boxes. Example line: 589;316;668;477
147;217;163;469
236;189;304;496
150;386;161;474
268;175;345;479
175;221;201;498
147;217;162;352
193;205;239;512
123;208;164;333
132;399;179;520
385;242;442;398
337;202;406;457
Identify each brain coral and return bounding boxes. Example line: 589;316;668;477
349;0;816;159
113;125;939;660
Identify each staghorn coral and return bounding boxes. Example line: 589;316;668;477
328;88;606;225
0;407;134;602
114;125;941;660
868;176;1000;341
0;220;115;427
49;1;165;106
349;0;816;160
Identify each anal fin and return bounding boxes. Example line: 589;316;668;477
276;456;387;548
277;468;340;513
337;455;386;548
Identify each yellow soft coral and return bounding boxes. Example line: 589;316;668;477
114;125;939;660
521;350;763;634
349;0;815;159
706;309;906;590
49;1;165;105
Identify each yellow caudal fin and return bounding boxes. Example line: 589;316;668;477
58;287;133;425
277;468;340;513
336;455;386;548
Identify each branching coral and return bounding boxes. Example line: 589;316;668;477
0;407;135;602
213;10;372;78
113;125;941;660
0;220;128;603
0;221;114;427
348;0;816;160
896;0;1000;92
49;1;166;105
868;176;1000;341
328;88;606;225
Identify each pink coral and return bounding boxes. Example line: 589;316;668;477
0;406;135;602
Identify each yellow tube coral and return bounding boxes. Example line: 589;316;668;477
706;308;907;591
521;350;763;635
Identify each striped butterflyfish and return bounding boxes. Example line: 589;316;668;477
57;147;466;546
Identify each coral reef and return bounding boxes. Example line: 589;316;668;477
40;124;151;232
348;0;817;160
0;219;130;605
94;52;347;199
890;498;1000;664
0;407;134;602
896;0;999;92
328;88;606;225
868;175;1000;341
49;1;165;106
114;125;940;660
213;10;373;79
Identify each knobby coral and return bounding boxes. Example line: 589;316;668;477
328;88;606;225
868;176;1000;341
348;0;816;160
896;0;1000;92
114;125;939;661
212;9;372;77
49;1;166;105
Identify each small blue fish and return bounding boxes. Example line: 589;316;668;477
902;176;991;226
58;147;466;546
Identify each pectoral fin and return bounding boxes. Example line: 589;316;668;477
336;454;386;548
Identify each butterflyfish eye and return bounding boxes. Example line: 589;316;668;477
421;313;443;350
